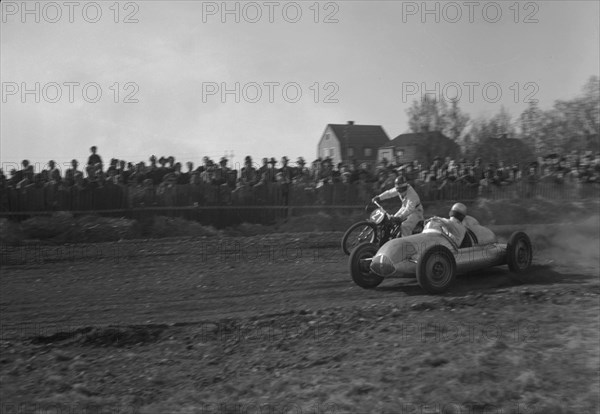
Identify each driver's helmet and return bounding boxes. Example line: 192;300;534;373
394;176;409;193
449;203;467;222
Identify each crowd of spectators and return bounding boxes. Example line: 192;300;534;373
1;146;599;213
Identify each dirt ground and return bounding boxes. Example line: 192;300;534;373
1;227;599;414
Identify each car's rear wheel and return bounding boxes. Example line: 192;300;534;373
507;231;532;273
349;243;383;289
416;245;456;294
341;221;378;255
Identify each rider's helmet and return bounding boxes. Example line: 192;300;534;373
449;202;467;222
394;176;409;193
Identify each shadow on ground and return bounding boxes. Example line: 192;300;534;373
374;264;597;297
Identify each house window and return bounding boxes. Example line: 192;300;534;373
347;147;354;157
325;133;330;140
328;148;334;157
396;149;404;158
364;147;372;157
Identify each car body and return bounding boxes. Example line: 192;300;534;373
349;215;532;293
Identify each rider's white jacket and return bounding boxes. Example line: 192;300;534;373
378;184;424;220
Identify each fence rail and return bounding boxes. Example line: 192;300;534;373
1;181;598;226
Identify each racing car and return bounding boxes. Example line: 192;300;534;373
348;213;533;293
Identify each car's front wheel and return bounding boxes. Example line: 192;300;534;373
416;245;456;294
349;243;383;289
507;231;532;273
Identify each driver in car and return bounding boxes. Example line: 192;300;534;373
444;202;468;246
421;202;468;246
373;176;424;237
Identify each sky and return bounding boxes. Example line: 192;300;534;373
1;0;598;172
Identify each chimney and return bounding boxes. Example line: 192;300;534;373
347;121;354;125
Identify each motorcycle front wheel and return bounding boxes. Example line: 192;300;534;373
341;221;378;255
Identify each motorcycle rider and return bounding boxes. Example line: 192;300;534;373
373;176;424;237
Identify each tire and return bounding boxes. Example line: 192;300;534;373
507;231;533;273
349;243;383;289
341;221;378;255
416;245;456;294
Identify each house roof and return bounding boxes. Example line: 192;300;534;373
388;131;450;147
328;124;390;148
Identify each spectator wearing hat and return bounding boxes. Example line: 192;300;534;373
129;162;147;185
277;156;293;205
266;157;278;182
45;160;60;182
257;158;270;182
166;156;176;172
256;157;277;183
65;159;80;187
478;169;500;197
154;156;168;182
44;168;62;210
71;171;92;210
404;163;418;186
104;168;125;209
318;157;334;184
16;162;34;190
171;162;187;185
106;158;118;175
241;156;258;186
295;157;306;172
279;156;294;183
195;156;208;174
116;160;130;184
290;160;312;205
146;155;163;185
253;167;273;205
429;157;442;180
214;157;230;186
14;160;32;186
178;161;193;186
200;159;217;186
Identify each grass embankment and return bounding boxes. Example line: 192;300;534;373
1;198;598;245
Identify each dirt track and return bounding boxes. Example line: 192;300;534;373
1;232;599;413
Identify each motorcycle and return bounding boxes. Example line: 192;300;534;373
341;200;424;255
